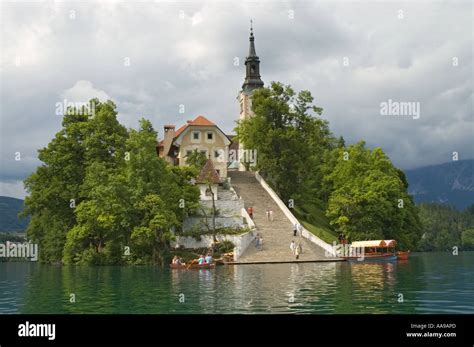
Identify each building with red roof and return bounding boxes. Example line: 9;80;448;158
157;115;231;178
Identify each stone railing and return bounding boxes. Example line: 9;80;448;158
254;171;336;256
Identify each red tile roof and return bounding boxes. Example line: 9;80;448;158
174;124;188;138
190;115;215;126
157;116;225;154
173;115;216;139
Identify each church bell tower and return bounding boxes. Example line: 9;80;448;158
237;21;264;170
238;21;264;122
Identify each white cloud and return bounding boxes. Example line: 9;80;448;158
61;80;110;103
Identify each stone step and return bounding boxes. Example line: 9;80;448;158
229;171;327;262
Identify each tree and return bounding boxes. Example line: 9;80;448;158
325;142;422;249
24;103;200;265
185;149;207;170
235;82;335;201
22;101;93;263
461;228;474;249
417;203;474;251
130;194;178;264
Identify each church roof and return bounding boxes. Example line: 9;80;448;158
196;159;221;184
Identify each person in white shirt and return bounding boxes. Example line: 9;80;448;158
290;240;296;254
295;242;301;259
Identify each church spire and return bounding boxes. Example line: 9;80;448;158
248;20;257;57
242;20;264;93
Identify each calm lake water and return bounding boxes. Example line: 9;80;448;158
0;252;472;314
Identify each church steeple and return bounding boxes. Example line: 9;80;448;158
242;20;264;93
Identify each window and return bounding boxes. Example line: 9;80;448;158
192;131;200;140
214;150;220;158
200;150;207;158
186;150;192;157
207;132;213;140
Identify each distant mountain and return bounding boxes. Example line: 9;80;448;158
0;196;29;233
405;160;474;210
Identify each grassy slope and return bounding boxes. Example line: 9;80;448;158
293;203;338;244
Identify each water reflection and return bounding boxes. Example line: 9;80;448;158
2;252;472;314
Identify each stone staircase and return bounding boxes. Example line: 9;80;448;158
228;171;327;262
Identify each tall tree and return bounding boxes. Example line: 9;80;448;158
325;142;422;249
22;101;93;263
24;103;199;265
236;82;335;201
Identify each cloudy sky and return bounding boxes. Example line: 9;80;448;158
1;0;472;199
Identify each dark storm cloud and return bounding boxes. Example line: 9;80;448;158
1;0;472;198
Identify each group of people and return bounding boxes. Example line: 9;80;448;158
198;253;213;265
171;253;213;266
246;206;275;222
265;209;274;221
171;256;186;265
245;207;306;259
291;223;304;259
290;240;303;259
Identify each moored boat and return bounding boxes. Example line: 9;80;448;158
170;262;216;270
343;240;398;262
396;251;410;260
344;253;397;262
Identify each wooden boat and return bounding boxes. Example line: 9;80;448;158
344;253;397;262
396;251;410;260
170;262;216;270
343;240;398;262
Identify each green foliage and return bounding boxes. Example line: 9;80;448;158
236;82;422;250
180;226;250;240
293;205;338;244
214;240;235;256
185;149;207;170
461;228;474;248
23;101;199;265
417;203;474;251
236;82;336;202
325;142;422;249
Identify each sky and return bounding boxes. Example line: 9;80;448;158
1;0;473;199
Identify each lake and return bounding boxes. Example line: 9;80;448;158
0;252;472;314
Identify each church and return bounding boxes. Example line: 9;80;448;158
157;24;264;177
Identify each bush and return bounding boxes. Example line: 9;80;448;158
214;240;235;256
